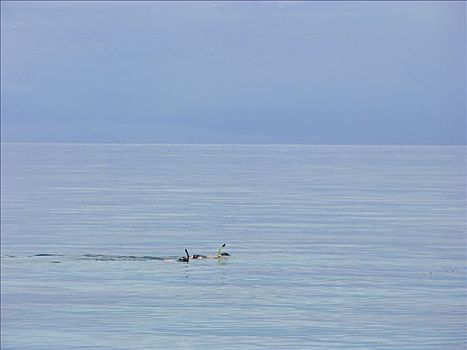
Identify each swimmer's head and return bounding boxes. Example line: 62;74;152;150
177;249;190;262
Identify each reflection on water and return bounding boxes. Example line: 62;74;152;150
1;144;466;349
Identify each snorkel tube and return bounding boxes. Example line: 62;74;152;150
217;243;225;257
177;249;190;262
217;243;230;257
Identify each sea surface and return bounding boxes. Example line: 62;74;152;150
1;143;466;349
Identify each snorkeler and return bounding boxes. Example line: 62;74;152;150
217;243;230;257
177;249;190;262
207;243;230;258
178;244;230;262
186;244;231;261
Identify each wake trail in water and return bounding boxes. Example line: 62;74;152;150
1;254;174;262
80;254;166;261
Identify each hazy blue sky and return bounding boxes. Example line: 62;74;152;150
1;1;465;144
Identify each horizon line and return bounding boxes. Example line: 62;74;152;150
1;142;466;147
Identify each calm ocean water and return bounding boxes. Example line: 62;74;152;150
1;144;466;349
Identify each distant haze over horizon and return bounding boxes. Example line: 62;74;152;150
1;1;465;145
1;142;466;147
